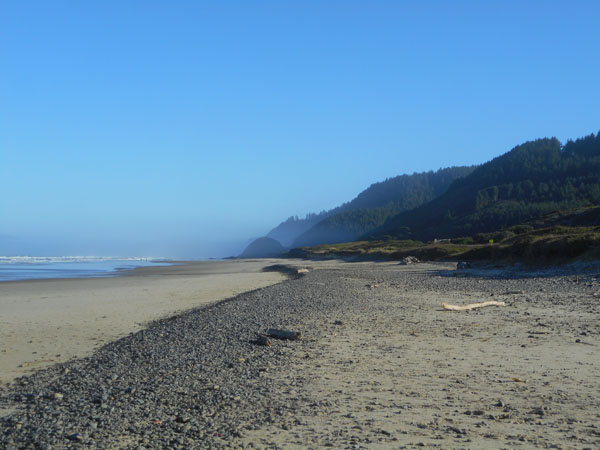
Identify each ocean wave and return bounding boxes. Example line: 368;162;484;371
0;256;166;265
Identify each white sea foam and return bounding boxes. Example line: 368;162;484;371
0;256;164;265
0;256;173;282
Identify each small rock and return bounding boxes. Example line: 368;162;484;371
399;256;420;265
66;432;82;441
530;407;545;417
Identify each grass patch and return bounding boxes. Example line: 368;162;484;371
291;225;600;264
290;240;481;261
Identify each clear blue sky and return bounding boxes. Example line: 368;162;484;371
1;1;599;257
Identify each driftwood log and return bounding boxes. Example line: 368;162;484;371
267;329;302;341
442;301;506;311
296;268;310;274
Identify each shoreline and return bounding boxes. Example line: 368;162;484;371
1;260;598;448
0;258;176;284
0;259;291;384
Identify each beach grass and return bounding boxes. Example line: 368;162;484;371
292;225;600;264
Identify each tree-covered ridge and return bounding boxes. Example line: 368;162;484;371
341;166;476;211
239;236;286;258
290;207;399;248
267;166;475;247
267;212;329;247
292;166;476;247
369;132;600;241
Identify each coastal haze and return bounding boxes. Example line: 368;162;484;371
2;2;600;449
2;1;599;258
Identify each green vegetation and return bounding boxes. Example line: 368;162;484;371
239;237;286;258
290;239;476;261
368;133;600;242
460;225;600;262
292;222;600;264
276;130;600;264
267;212;329;248
291;166;476;247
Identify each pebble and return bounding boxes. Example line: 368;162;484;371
65;433;82;441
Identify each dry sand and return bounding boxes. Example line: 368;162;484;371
0;259;287;384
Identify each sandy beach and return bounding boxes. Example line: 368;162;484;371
0;259;287;383
1;260;599;449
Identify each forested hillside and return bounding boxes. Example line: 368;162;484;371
239;237;286;258
368;133;600;241
267;212;329;247
267;166;475;247
292;166;476;247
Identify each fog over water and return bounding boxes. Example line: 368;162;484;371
0;230;256;260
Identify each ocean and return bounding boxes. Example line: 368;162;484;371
0;256;172;282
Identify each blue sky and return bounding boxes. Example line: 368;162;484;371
1;1;599;257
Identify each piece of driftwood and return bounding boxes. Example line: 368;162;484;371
442;301;506;311
267;329;302;341
296;268;310;274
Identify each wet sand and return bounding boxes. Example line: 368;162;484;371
0;259;287;383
